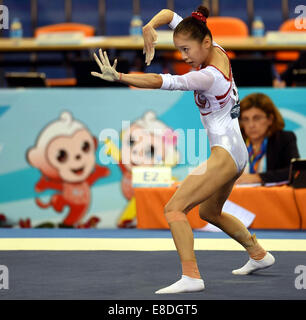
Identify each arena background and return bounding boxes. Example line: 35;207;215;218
0;87;305;228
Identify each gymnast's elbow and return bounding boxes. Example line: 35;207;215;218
150;74;163;89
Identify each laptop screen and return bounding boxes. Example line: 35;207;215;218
288;158;306;188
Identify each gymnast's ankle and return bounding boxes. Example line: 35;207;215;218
247;234;267;261
182;260;202;279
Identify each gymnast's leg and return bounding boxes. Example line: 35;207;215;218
155;146;274;294
155;146;239;294
198;176;275;275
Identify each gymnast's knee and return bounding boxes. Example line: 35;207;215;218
164;201;189;215
164;201;190;225
164;209;189;225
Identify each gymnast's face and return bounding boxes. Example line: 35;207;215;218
240;107;273;143
173;33;211;68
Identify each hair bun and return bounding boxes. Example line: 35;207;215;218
196;5;209;19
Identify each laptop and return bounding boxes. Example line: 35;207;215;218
5;72;47;87
288;158;306;188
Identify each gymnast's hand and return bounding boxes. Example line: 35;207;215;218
91;49;119;82
142;24;157;66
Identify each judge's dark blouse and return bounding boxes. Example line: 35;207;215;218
258;130;300;184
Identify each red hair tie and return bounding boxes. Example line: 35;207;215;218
191;11;207;23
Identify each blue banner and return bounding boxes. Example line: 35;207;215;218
0;88;305;228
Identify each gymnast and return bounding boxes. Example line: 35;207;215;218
91;5;275;294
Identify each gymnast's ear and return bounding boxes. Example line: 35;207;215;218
202;35;212;49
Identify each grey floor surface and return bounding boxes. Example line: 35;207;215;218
0;251;305;300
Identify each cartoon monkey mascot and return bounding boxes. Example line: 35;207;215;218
26;111;110;228
104;111;179;228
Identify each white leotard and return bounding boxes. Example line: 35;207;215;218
159;12;248;173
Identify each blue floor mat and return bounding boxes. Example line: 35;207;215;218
0;228;305;239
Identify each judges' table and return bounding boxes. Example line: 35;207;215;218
1;35;306;52
135;185;306;230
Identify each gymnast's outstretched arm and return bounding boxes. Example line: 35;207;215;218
91;49;214;90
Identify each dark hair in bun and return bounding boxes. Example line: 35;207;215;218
174;5;212;42
196;5;210;19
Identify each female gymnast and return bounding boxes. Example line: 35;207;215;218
91;6;275;294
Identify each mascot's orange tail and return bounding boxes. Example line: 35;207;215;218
35;198;51;208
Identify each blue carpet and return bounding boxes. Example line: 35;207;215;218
0;228;305;239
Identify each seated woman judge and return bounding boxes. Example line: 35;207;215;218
236;92;300;185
